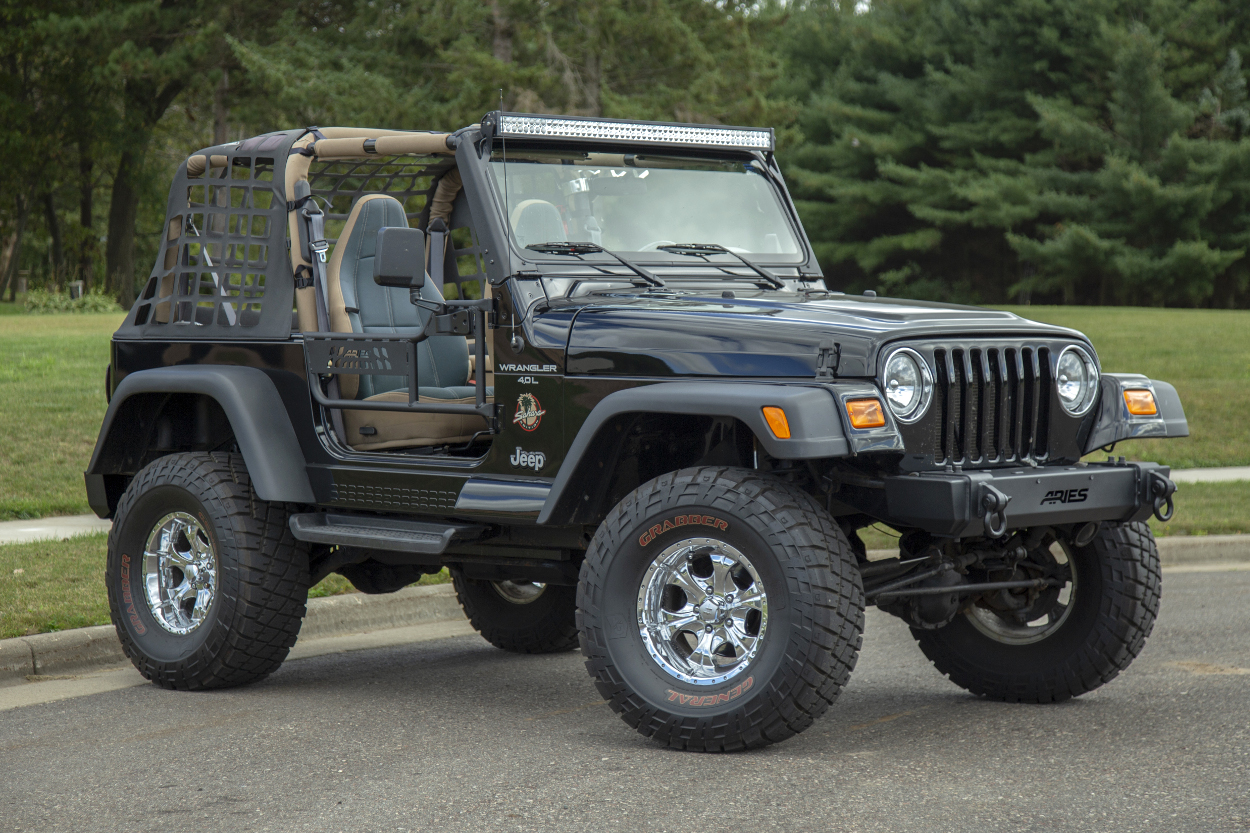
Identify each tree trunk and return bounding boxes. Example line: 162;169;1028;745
105;78;183;309
78;140;94;291
213;68;229;146
491;1;513;64
106;146;144;308
2;194;30;302
42;190;64;288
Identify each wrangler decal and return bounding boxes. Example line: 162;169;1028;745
638;514;730;547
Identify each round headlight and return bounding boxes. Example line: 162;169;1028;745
1056;345;1099;415
882;348;932;423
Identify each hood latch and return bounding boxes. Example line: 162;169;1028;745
815;340;840;380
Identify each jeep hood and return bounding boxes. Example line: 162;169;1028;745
560;292;1086;378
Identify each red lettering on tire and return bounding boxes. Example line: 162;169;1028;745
639;515;731;546
666;676;754;707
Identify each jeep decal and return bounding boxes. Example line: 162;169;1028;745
638;514;729;546
509;447;546;471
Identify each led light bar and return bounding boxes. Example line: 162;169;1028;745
492;112;774;151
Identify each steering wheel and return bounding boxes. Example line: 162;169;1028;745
638;240;677;252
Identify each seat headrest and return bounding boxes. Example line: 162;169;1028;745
510;199;566;249
341;195;409;256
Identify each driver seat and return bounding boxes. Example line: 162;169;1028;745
325;194;490;451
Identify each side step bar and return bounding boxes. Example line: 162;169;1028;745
288;513;485;555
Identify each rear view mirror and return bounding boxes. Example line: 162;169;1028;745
373;227;426;289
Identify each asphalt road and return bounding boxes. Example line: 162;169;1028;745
1;568;1247;833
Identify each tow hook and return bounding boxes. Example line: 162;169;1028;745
980;485;1012;538
1146;470;1177;522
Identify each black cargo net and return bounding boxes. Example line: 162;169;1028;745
307;155;487;300
126;133;296;339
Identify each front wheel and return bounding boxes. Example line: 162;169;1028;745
106;452;310;690
914;521;1161;702
578;467;865;752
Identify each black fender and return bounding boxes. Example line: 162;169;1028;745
537;382;849;525
1083;373;1189;454
85;366;316;517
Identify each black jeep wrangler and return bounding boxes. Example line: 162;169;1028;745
86;113;1187;751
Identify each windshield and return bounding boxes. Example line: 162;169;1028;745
489;148;803;260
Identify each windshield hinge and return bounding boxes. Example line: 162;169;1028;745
815;340;840;380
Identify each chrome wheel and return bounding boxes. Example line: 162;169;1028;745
637;537;768;685
143;512;218;635
967;541;1077;645
492;580;547;604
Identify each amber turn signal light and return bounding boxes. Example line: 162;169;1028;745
762;406;791;439
1123;389;1158;416
846;398;886;429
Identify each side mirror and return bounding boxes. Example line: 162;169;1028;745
373;227;427;289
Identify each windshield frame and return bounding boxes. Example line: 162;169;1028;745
480;140;817;288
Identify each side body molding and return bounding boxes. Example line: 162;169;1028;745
537;382;848;524
86;366;316;516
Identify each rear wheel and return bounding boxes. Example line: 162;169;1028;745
913;521;1161;702
451;573;579;653
106;452;310;690
578;467;864;752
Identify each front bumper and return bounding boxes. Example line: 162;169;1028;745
884;461;1175;538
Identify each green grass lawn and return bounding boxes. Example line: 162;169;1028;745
998;306;1250;469
0;532;451;640
0;312;125;519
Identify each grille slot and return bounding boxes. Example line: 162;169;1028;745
932;346;1050;465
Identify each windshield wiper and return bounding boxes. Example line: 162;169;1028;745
658;243;785;289
525;242;665;287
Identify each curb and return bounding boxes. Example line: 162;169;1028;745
3;534;1248;687
0;583;465;687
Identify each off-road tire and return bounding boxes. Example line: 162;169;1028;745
578;466;865;752
106;452;310;690
451;573;579;653
914;521;1161;702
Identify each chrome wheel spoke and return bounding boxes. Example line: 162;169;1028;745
668;563;710;606
143;512;218;635
637;537;769;686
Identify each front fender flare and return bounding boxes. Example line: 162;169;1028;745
85;366;315;516
537;382;848;524
1083;373;1189;454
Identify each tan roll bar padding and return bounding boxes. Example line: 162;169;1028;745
185;155;227;177
429;169;462;224
286;133;319;332
311;132;452;159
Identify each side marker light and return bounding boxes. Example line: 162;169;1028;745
762;407;791;439
1123;389;1158;416
846;398;886;429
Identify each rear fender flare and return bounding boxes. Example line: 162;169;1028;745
537;382;848;524
85;366;315;516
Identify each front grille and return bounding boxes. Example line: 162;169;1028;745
931;345;1051;465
